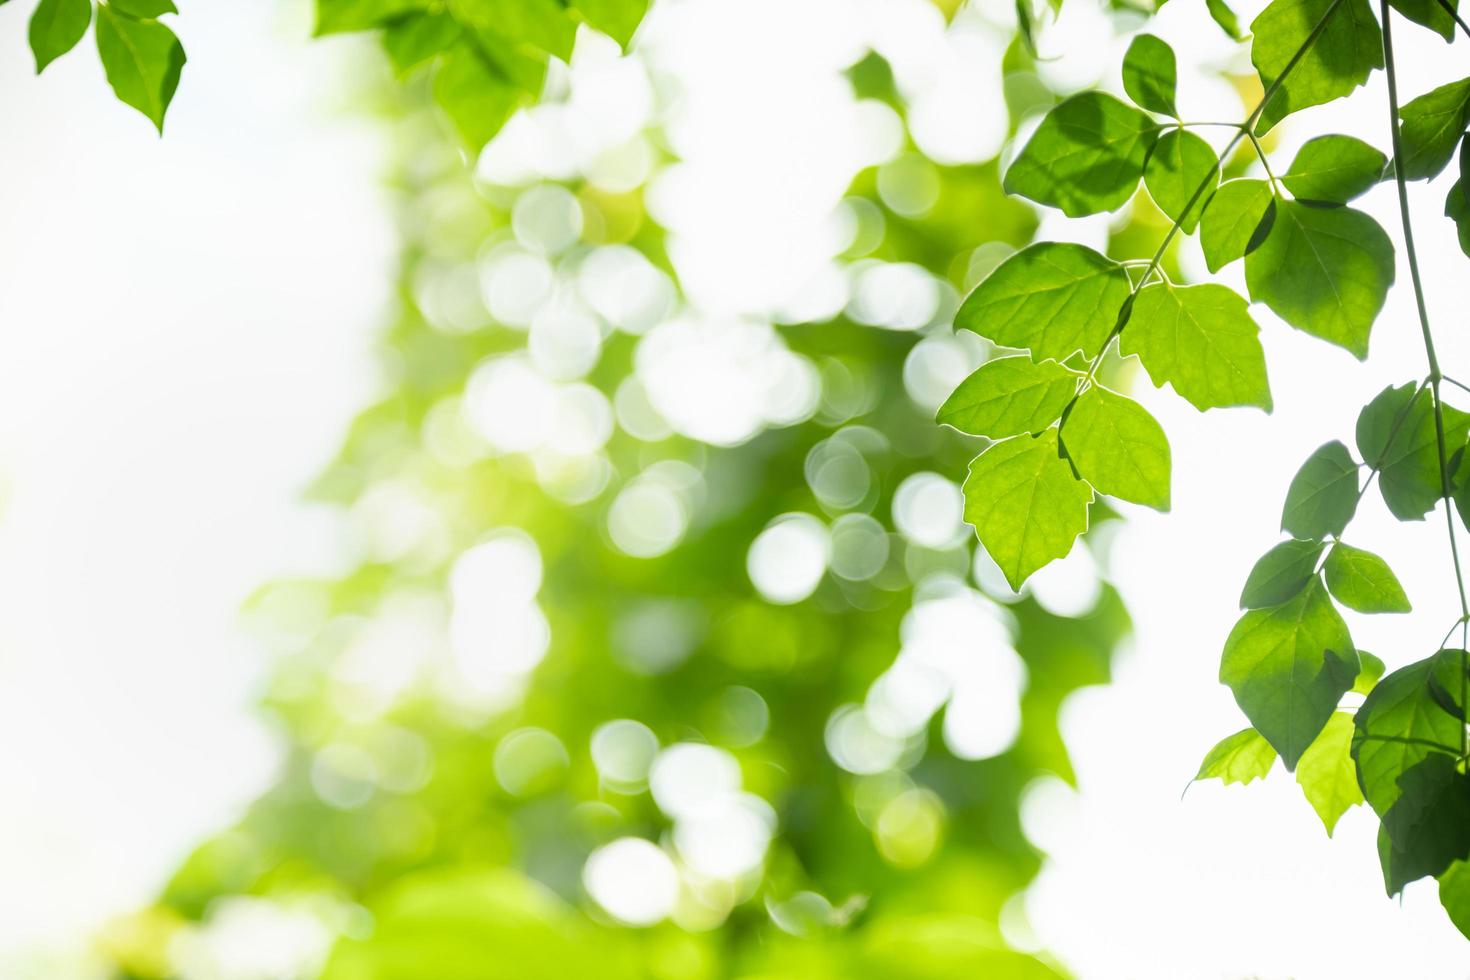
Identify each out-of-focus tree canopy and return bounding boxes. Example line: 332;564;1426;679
93;6;1155;979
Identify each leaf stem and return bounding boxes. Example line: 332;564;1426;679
1381;0;1470;751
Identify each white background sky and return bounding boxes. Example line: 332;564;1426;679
3;0;1470;976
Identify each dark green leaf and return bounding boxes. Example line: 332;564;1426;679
1122;281;1271;412
1239;539;1325;609
1207;0;1245;39
569;0;648;48
1397;76;1470;180
1280;134;1386;203
1220;578;1358;770
961;429;1093;591
1061;385;1171;511
1194;728;1276;785
28;0;90;73
1250;0;1383;133
1004;92;1160;217
1143;129;1218;233
1356;384;1470;521
315;0;428;35
954;242;1131;363
94;4;185;133
383;11;462;76
1428;648;1468;721
1280;440;1360;540
1199;179;1275;273
1122;34;1177;116
1389;0;1457;40
1323;542;1411;613
1243;199;1394;360
937;357;1078;439
1296;711;1364;835
1354;650;1387;694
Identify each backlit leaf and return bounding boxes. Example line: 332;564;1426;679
1194;728;1276;785
1280;134;1386;203
94;5;185;133
1440;860;1470;941
1296;711;1364;835
1243;199;1394;360
1323;542;1411;613
1357;384;1470;521
570;0;648;48
28;0;89;73
962;429;1092;591
1061;385;1171;511
315;0;428;35
1143;128;1218;233
1354;650;1387;694
1280;440;1360;540
1121;34;1177;116
1397;75;1470;180
937;357;1078;439
1199;179;1275;273
954;242;1131;364
1250;0;1383;133
1239;540;1325;609
1122;281;1271;412
1207;0;1245;39
1389;0;1457;40
383;12;462;76
433;43;535;152
1003;92;1159;217
1220;577;1358;770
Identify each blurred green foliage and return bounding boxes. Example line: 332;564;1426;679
97;12;1145;980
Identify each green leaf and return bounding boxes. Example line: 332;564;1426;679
94;4;185;133
1388;0;1457;40
1356;384;1470;521
1280;440;1361;540
1121;34;1177;116
1194;728;1276;785
962;429;1092;591
449;0;577;62
1143;129;1218;233
1280;134;1386;203
433;43;535;152
1199;179;1275;273
954;242;1131;363
28;0;90;73
315;0;428;35
1296;711;1364;835
1354;649;1387;694
1207;0;1245;40
1220;578;1358;770
937;357;1078;439
1323;542;1411;613
1061;385;1171;511
1446;179;1470;260
1397;76;1470;180
1240;540;1325;609
1428;648;1469;721
1353;657;1470;895
383;11;462;76
1250;0;1383;134
1440;860;1470;941
1004;92;1160;217
107;0;175;16
569;0;648;48
1243;199;1394;360
1122;282;1271;412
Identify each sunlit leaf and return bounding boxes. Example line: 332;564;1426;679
1003;92;1159;217
28;0;89;73
954;242;1131;363
1061;385;1171;511
937;356;1078;439
1296;711;1364;835
94;5;185;133
570;0;648;48
962;429;1092;591
1122;34;1177;116
1397;75;1470;180
383;11;462;76
1194;727;1276;785
1243;199;1394;359
433;42;535;151
1143;128;1218;233
107;0;176;16
1207;0;1245;39
1354;650;1387;694
1357;384;1470;521
1199;179;1275;273
1251;0;1383;133
1122;281;1271;412
1280;440;1360;540
1389;0;1457;40
1220;577;1358;770
1440;860;1470;941
1280;134;1386;203
1323;542;1411;613
316;0;428;35
1239;540;1325;609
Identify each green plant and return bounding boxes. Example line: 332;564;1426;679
950;0;1470;935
